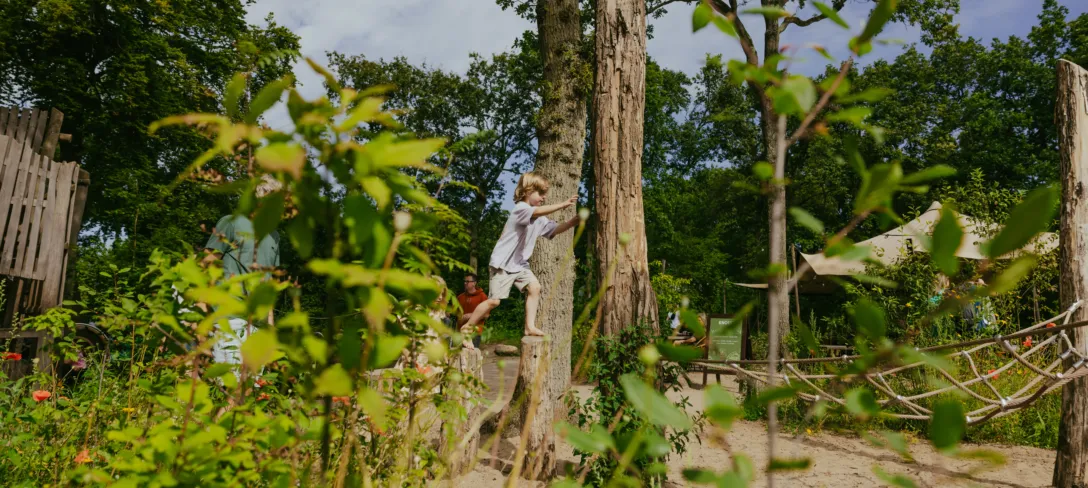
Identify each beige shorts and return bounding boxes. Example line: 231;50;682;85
489;267;538;300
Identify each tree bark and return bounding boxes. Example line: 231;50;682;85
1054;59;1088;488
510;336;555;480
527;0;588;414
592;0;659;336
760;9;790;361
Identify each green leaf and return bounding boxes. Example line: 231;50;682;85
774;75;818;115
952;448;1006;466
656;342;702;363
712;16;738;38
930;206;963;276
303;335;328;364
790;207;825;234
837;87;895;104
813;1;849;29
680;309;706;338
930;400;966;450
253;190;285;242
682;468;720;484
370;335;410;369
855;162;903;213
825;106;872;125
742;6;789;18
850;274;898;288
985;185;1058;258
753;161;774;180
339;323;363;371
557;422;614;454
256;143;306;179
901;165;956;185
692;2;712;32
620;373;693;430
204;363;233;379
793;316;820;357
358;387;387;426
853;299;886;340
369;138;447;170
705;384;743;430
987;255;1038;295
305;57;341;92
225;73;246;119
856;0;897;45
768;457;811;471
874;466;918;488
845;388;879;420
241;329;281;373
753;386;798;406
314;364;353;397
246;76;292;125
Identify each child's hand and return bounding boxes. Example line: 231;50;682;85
563;195;577;207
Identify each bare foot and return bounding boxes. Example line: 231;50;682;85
462;338;476;350
524;327;545;337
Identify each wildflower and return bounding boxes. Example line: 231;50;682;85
416;365;432;375
988;369;999;380
257;393;270;401
332;396;351;405
255;378;269;388
1046;322;1056;328
32;390;51;402
122;407;135;414
1024;337;1033;348
1;352;21;361
806;428;814;436
74;449;91;464
905;302;912;308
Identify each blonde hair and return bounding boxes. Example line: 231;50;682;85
255;174;283;198
432;275;448;304
513;172;550;203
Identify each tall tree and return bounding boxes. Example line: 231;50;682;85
511;0;592;476
594;0;659;335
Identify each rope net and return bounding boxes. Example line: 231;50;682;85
695;301;1088;426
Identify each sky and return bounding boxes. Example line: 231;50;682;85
244;0;1088;203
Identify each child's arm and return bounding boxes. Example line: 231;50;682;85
532;195;577;218
549;215;581;237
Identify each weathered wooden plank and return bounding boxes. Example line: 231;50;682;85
0;138;28;270
39;109;64;160
60;168;90;304
40;163;76;307
1;143;36;276
14;108;33;146
21;157;53;279
12;152;43;277
30;109;48;153
0;108;15;137
0;108;8;136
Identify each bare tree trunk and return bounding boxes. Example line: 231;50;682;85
509;0;590;473
760;10;790;361
592;0;658;337
1053;59;1088;488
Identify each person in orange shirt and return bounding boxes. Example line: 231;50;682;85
457;273;488;349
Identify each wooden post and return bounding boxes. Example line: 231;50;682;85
440;347;484;477
1054;59;1088;488
791;246;802;319
509;336;554;480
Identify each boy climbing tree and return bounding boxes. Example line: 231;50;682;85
460;172;581;346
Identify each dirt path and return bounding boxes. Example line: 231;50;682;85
458;350;1055;487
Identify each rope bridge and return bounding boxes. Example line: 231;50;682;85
694;301;1088;426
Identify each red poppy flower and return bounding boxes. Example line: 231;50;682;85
74;449;91;464
416;365;432;375
1046;322;1056;328
257;393;270;401
255;378;269;387
988;369;999;380
1;352;21;361
1023;337;1033;348
32;390;51;402
332;396;350;405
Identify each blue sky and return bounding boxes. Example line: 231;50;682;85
244;0;1088;205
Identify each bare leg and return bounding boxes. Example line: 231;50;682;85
462;298;500;349
524;283;544;336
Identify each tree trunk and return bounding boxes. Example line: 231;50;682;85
759;12;790;361
1053;59;1088;488
469;194;486;272
510;336;555;480
592;0;658;337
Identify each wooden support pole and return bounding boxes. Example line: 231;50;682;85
510;336;554;481
1054;59;1088;488
792;245;802;319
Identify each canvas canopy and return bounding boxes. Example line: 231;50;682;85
732;201;1058;291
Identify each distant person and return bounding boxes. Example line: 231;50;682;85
200;174;283;375
459;172;581;345
457;273;488;349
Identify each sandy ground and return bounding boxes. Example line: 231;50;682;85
454;350;1056;488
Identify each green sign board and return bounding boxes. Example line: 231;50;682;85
707;314;745;362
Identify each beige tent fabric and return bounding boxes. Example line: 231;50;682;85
798;201;1058;277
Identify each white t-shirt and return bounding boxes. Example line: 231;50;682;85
489;201;558;272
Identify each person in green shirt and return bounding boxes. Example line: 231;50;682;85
200;175;283;374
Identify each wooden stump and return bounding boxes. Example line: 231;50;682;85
510;335;555;480
1055;59;1088;488
440;346;484;477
